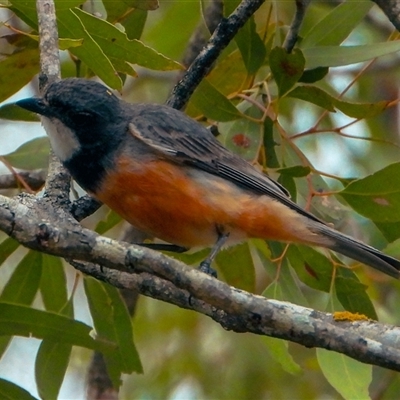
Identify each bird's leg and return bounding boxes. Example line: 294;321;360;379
198;229;230;277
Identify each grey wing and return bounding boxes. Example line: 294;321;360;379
127;104;324;224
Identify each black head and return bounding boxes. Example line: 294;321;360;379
17;78;122;141
16;79;126;191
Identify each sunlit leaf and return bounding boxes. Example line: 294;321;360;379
73;8;181;72
2;137;50;170
301;1;373;48
270;47;305;97
317;349;372;400
304;41;400;69
35;340;71;400
340;163;400;223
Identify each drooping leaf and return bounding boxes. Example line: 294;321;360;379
0;302;114;353
0;250;42;305
0;237;20;265
35;340;72;400
303;41;400;69
2;137;50;170
261;337;302;375
40;255;70;316
269;47;305;97
301;1;373;48
84;277;142;387
340;162;400;223
263;117;280;168
317;349;372;400
0;378;37;400
288;85;390;118
298;67;329;83
216;243;255;293
234;16;266;75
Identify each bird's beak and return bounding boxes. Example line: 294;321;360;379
16;97;49;116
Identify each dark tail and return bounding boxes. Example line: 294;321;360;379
315;225;400;279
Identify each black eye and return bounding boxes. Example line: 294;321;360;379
73;111;98;125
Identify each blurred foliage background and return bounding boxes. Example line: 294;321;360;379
1;0;400;398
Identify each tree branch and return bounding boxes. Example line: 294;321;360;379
1;192;400;372
166;0;265;110
371;0;400;31
36;0;71;205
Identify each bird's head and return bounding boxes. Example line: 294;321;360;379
17;78;123;162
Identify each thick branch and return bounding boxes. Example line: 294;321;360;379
166;0;265;110
1;192;400;372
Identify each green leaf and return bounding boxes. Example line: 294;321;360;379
304;41;400;69
335;273;377;320
95;210;122;235
84;278;142;385
270;47;305;97
0;103;40;122
261;337;301;375
40;255;70;316
0;251;42;305
73;8;181;72
0;302;114;353
222;118;263;162
57;9;122;89
288;85;390;118
298;67;329;84
215;243;255;292
121;9;148;40
287;245;333;292
301;1;373;48
277;165;311;178
0;48;39;103
0;378;37;400
317;349;372;400
287;86;336;112
234;16;266;75
263;117;279;168
189;78;242;121
0;238;20;265
35;340;71;400
2;137;50;170
340;162;400;223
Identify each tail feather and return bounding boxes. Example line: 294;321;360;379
315;225;400;279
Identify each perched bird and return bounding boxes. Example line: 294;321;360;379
17;78;400;278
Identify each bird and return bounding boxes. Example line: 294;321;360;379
16;78;400;279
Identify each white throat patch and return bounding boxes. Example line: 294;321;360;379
42;117;80;162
